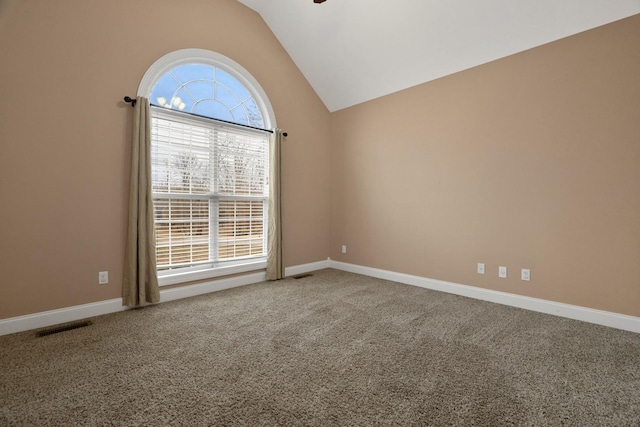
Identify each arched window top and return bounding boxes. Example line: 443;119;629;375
137;49;275;129
150;64;264;127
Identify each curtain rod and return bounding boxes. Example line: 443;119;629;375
123;96;287;137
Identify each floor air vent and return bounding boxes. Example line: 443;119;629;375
36;320;92;337
293;273;314;279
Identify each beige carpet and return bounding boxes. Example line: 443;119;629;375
1;269;639;426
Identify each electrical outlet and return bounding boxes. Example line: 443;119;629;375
521;269;531;281
477;263;485;274
341;245;347;254
498;266;507;278
98;271;109;285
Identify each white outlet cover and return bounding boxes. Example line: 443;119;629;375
477;263;485;274
341;245;347;254
98;271;109;285
498;266;507;278
521;269;531;281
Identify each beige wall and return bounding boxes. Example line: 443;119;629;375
330;14;640;317
1;3;638;321
0;0;331;319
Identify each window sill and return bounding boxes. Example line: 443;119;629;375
158;260;267;287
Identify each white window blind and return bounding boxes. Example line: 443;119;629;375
150;107;269;275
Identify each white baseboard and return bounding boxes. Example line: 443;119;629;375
329;260;640;334
0;260;328;337
160;271;266;304
285;258;331;277
0;298;128;337
4;258;638;336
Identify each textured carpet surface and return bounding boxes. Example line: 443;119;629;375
1;269;640;426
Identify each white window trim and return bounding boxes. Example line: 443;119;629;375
140;49;276;285
158;260;267;287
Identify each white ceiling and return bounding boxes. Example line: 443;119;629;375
238;0;640;112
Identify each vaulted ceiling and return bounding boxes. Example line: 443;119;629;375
238;0;640;112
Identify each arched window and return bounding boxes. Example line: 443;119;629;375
138;49;275;284
150;63;265;127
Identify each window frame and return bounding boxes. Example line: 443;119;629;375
138;49;276;286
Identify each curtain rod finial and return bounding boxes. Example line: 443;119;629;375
124;96;137;107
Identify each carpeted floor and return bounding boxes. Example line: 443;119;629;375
1;268;639;426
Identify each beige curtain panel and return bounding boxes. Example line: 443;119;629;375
266;129;284;280
123;96;160;306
